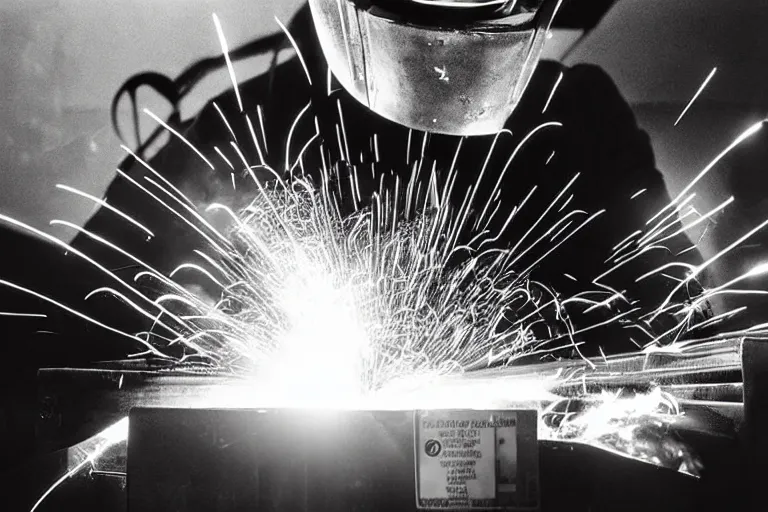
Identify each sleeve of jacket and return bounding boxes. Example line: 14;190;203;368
552;64;711;343
68;53;314;345
66;100;251;338
73;93;258;276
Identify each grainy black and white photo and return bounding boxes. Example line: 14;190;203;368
0;1;766;511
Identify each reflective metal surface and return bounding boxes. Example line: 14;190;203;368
34;337;745;454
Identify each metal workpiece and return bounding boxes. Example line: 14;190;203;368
20;338;748;511
308;0;558;136
34;337;745;455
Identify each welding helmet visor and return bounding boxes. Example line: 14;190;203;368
307;0;560;136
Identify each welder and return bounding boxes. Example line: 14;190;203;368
0;0;712;418
54;0;708;362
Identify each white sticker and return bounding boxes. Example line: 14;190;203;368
415;410;524;510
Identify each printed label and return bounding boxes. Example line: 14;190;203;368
415;410;529;510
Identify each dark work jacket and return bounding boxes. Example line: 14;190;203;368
66;5;705;361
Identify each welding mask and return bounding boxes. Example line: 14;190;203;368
307;0;561;136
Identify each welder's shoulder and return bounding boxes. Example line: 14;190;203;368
561;63;620;91
129;62;301;183
558;63;645;134
192;58;312;149
559;63;631;110
555;62;657;183
533;60;647;137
